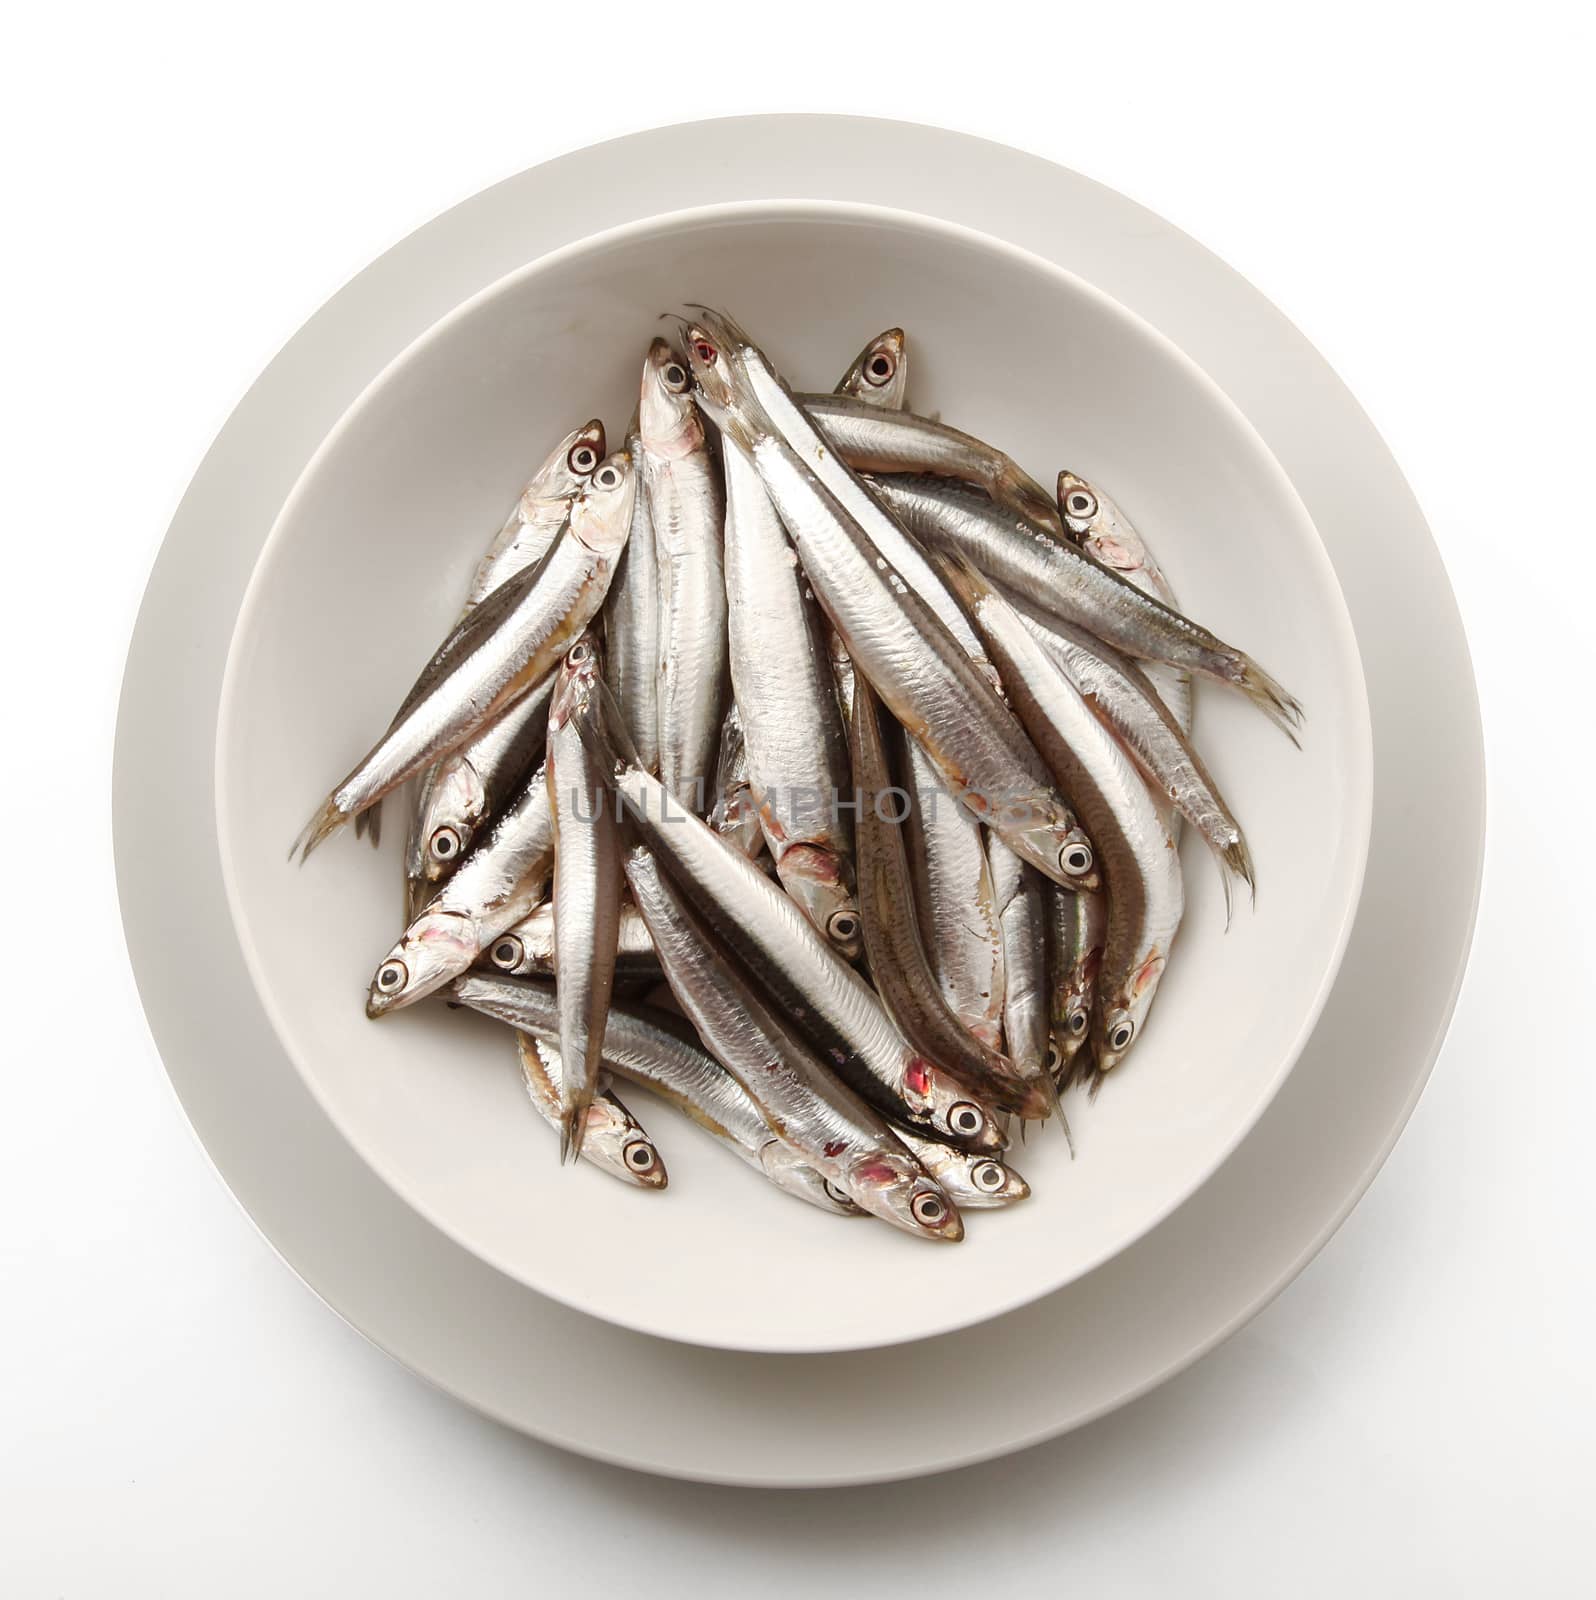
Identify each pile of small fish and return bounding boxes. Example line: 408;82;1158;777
292;310;1301;1244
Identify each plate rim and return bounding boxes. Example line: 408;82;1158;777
211;192;1374;1354
114;114;1483;1486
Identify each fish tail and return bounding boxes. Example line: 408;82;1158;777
354;799;383;849
992;460;1065;535
1220;832;1257;925
290;796;349;863
1230;654;1304;745
1038;1067;1075;1157
561;1102;590;1166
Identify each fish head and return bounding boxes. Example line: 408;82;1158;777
900;1054;1006;1151
366;909;480;1017
1093;946;1168;1073
759;1143;863;1216
837;327;906;407
569;450;636;554
582;1100;668;1190
773;843;862;961
992;800;1101;894
638;338;700;458
966;1155;1029;1207
549;629;605;729
527;418;606;506
406;756;489;891
1057;469;1146;577
841;1149;964;1243
678;309;767;440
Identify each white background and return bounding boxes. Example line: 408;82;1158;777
3;3;1591;1593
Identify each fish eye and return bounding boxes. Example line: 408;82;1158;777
568;443;598;474
567;638;593;666
948;1102;984;1138
865;351;896;385
593;464;621;490
661;360;690;392
375;958;407;992
1045;1039;1063;1071
1069;1007;1089;1037
1108;1018;1135;1052
1060;841;1094;877
827;909;860;946
972;1160;1005;1192
489;935;524;970
1065;488;1098;521
429;824;462;862
823;1179;852;1206
624;1141;658;1173
691;338;717;366
911;1190;949;1227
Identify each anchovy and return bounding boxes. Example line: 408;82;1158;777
569;675;1003;1152
943;558;1183;1076
365;758;554;1016
402;675;552;917
870;474;1302;739
793;392;1061;534
682;311;1095;892
897;734;1005;1050
603;431;663;774
723;430;859;955
293;450;635;859
850;672;1049;1119
625;845;962;1241
545;633;625;1160
1011;597;1254;911
398;421;604;894
986;838;1055;1097
640;339;726;813
1044;881;1107;1089
454;973;856;1216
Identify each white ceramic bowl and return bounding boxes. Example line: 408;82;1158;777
217;200;1372;1354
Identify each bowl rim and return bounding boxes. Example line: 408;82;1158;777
214;193;1374;1354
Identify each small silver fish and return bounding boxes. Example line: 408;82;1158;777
366;760;555;1017
546;632;624;1161
641;339;726;814
682;311;1095;894
569;673;1004;1152
294;451;636;859
723;427;859;956
625;845;962;1241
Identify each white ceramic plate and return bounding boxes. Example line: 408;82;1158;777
215;201;1370;1354
115;117;1482;1483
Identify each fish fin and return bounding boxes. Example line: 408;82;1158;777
1233;655;1304;744
290;797;348;863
